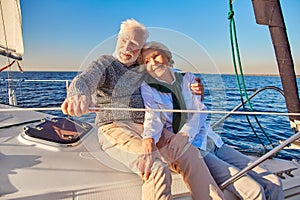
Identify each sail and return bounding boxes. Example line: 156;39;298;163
252;0;300;130
0;0;23;60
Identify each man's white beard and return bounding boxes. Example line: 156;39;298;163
116;50;137;65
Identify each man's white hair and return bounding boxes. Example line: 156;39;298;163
119;18;149;42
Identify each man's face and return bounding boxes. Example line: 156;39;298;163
115;28;145;67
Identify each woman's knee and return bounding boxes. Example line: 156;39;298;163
266;173;283;188
232;176;266;200
263;174;283;199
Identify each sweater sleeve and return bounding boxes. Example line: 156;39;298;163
67;55;112;97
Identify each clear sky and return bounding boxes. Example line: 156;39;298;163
17;0;300;75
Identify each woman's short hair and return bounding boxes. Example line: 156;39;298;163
140;41;174;66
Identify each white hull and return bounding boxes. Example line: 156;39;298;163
0;104;299;199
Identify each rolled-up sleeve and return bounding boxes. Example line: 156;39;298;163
140;82;164;143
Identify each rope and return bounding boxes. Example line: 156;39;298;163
0;60;23;72
0;106;300;116
228;0;275;148
0;60;16;72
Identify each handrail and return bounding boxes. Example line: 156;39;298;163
4;78;71;82
220;131;300;190
1;107;300;116
1;78;71;106
212;86;284;130
0;79;257;91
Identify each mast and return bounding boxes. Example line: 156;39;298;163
252;0;300;132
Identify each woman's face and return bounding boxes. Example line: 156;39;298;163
142;49;170;80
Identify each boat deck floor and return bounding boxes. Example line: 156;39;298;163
0;104;299;199
0;104;192;199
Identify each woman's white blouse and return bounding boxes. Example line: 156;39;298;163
141;70;223;151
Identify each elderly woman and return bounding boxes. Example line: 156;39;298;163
139;41;283;200
138;42;225;200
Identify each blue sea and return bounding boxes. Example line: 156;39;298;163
1;71;299;161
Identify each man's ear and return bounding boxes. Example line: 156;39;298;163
136;54;144;66
168;58;174;67
167;57;171;64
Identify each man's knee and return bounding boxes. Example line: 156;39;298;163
151;160;171;179
143;160;172;200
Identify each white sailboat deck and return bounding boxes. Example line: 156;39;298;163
0;104;192;199
1;104;300;199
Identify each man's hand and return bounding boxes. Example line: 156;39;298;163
160;129;189;162
137;138;159;182
61;94;90;116
190;77;204;100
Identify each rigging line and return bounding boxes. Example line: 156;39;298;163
229;1;265;148
0;60;15;72
229;15;266;148
16;60;23;72
228;0;274;148
0;107;299;116
233;19;274;147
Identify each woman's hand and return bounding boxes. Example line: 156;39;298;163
167;132;190;161
161;129;190;162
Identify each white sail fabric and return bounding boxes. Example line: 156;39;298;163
0;0;23;60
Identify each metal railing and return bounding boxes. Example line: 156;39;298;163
220;131;300;190
212;86;285;130
1;78;71;106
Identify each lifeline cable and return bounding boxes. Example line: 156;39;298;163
1;106;300;116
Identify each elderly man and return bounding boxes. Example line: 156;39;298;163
61;19;211;200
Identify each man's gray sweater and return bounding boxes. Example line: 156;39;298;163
68;55;145;127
